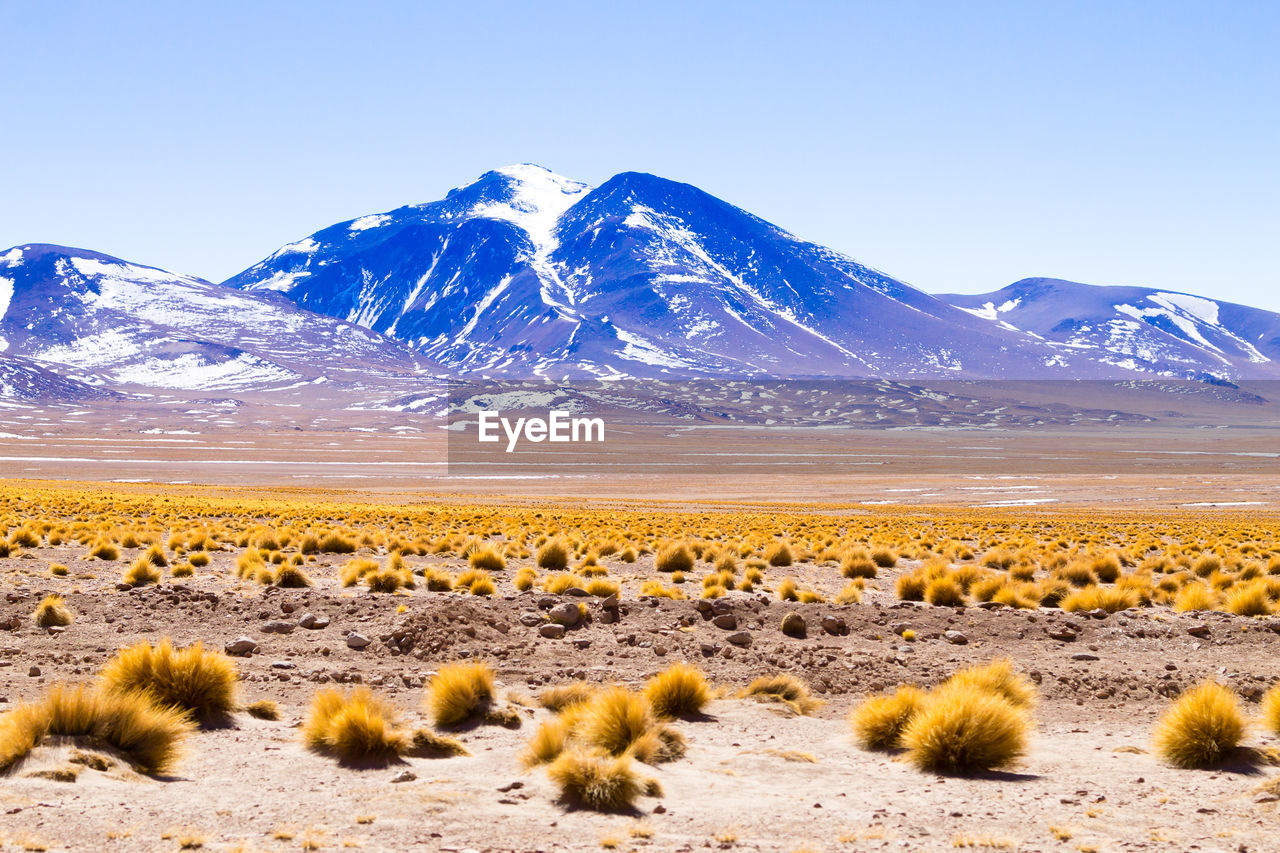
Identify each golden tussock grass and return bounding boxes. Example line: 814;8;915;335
244;700;280;721
303;687;406;764
1152;680;1244;768
577;687;655;756
425;662;495;728
87;541;120;561
741;674;822;715
537;540;570;571
644;662;710;719
849;685;928;750
540;683;599;713
521;717;572;767
655;543;695;573
901;684;1029;774
547;750;641;812
764;541;793;567
468;545;505;571
32;594;72;628
513;566;537;591
99;639;239;725
188;552;210;567
122;557;161;587
273;564;312;588
0;684;193;775
943;659;1038;710
405;728;470;758
1262;683;1280;735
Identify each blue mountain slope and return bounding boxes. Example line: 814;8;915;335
225;165;1116;379
0;243;429;393
942;278;1280;379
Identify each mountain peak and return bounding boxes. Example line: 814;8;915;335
465;165;591;255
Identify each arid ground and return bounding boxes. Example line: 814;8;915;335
0;471;1278;852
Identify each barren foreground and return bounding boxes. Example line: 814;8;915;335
0;484;1278;851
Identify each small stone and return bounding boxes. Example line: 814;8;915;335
270;661;297;670
346;633;371;650
1187;624;1211;638
225;636;258;656
821;615;847;636
726;631;753;647
1071;653;1100;661
700;642;721;656
28;666;41;677
519;612;543;627
943;630;969;645
653;644;668;657
712;613;738;630
539;624;566;639
261;620;296;635
390;770;416;783
781;613;807;638
299;613;330;630
564;587;590;598
548;602;581;628
115;583;132;592
1049;628;1078;641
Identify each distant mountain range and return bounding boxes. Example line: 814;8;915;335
2;164;1278;398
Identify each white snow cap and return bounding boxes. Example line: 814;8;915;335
470;165;592;254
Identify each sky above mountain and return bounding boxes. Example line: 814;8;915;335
2;1;1276;309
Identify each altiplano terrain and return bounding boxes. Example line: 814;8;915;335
2;484;1280;852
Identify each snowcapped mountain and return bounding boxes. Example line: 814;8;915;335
0;244;428;393
942;279;1280;380
8;167;1279;397
225;165;1107;379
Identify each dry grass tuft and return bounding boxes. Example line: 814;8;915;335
1262;683;1280;736
849;685;928;750
578;687;655;756
33;594;73;628
943;659;1037;710
425;662;496;728
741;674;823;715
122;557;161;587
537;540;570;571
405;728;470;758
99;640;239;725
244;700;280;721
0;684;192;775
1152;680;1245;768
540;683;599;713
644;662;710;719
521;717;572;767
901;684;1029;774
548;750;641;812
303;687;406;765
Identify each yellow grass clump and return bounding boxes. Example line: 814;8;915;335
901;684;1029;774
547;750;641;812
537;540;570;571
33;594;73;628
540;683;599;713
469;546;505;571
1261;683;1280;736
123;557;161;587
1152;681;1244;768
849;685;928;750
426;662;496;728
644;662;710;719
943;659;1038;710
303;687;406;764
99;640;239;725
0;684;193;775
655;543;695;573
741;674;822;715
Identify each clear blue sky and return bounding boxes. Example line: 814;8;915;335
3;1;1277;308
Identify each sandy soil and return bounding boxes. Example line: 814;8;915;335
4;541;1280;852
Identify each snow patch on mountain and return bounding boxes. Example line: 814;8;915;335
349;214;392;232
